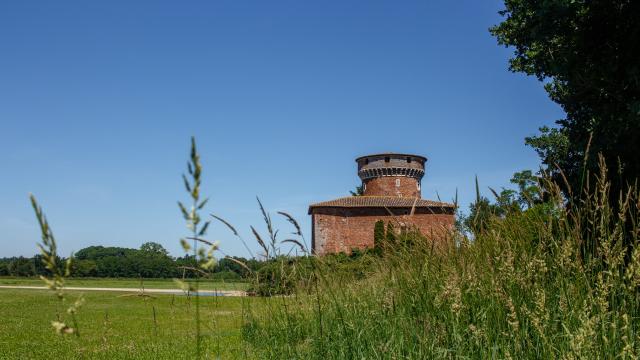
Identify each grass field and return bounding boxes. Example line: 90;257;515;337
0;277;249;291
5;168;640;358
0;288;254;359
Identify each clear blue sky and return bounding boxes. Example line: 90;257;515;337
0;0;564;258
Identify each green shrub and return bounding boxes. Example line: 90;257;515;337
247;252;379;296
249;256;319;296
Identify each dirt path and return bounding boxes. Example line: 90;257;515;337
0;285;246;297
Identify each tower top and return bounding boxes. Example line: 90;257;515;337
355;153;427;164
355;153;426;197
355;153;426;182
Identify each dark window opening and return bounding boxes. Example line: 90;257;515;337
384;156;390;162
407;157;412;163
365;158;369;165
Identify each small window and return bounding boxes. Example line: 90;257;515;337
364;158;369;165
384;156;390;162
407;157;412;163
417;182;421;190
395;179;400;187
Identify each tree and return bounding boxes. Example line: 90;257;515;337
217;256;252;278
466;177;504;234
509;170;542;209
75;246;132;260
373;220;385;253
465;174;536;235
491;1;640;203
7;257;35;276
385;222;396;245
140;242;169;257
72;260;97;277
350;185;364;196
465;196;501;235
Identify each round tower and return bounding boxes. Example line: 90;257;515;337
356;153;426;198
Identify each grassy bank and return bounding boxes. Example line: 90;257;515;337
0;289;252;359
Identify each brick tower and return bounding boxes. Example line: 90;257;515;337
309;152;455;255
356;153;426;198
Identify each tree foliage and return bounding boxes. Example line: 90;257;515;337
350;185;364;196
491;0;640;201
465;171;543;234
0;244;259;280
385;222;396;245
373;220;385;252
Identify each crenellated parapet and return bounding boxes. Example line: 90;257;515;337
358;166;424;181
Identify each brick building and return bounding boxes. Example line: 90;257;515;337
308;153;455;255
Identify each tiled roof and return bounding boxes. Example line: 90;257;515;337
308;196;455;212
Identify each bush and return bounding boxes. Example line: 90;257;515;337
246;251;385;297
250;257;315;296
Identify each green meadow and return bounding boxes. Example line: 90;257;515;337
0;277;249;291
0;288;251;359
5;152;638;359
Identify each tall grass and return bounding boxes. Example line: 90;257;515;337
242;157;640;359
25;137;639;358
176;136;218;359
30;194;84;337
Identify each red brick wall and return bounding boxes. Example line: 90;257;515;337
312;207;454;255
363;177;421;197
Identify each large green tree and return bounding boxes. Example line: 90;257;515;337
140;242;169;257
491;0;640;201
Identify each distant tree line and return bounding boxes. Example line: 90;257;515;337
0;242;261;280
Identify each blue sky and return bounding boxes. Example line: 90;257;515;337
0;0;564;258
